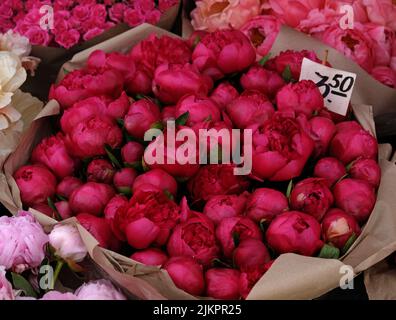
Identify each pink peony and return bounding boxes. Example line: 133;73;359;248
203;193;248;225
205;268;241;300
131;248;168;266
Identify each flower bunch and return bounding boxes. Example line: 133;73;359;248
0;0;179;49
191;0;396;87
13;30;380;299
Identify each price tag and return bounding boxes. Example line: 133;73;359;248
299;58;356;116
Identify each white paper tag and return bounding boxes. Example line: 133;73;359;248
299;58;356;115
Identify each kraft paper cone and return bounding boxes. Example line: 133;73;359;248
364;259;396;300
2;24;396;300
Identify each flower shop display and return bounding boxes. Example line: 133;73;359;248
187;0;396;88
1;23;396;300
0;210;127;300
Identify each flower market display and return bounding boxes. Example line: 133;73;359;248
0;0;180;49
189;0;396;88
0;1;395;302
2;22;394;301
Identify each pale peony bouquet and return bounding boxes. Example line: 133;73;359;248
190;0;396;88
0;211;126;300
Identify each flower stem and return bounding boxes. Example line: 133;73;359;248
52;260;64;289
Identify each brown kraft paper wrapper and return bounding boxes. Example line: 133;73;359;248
2;24;396;300
364;258;396;300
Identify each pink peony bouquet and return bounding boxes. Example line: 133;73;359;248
9;28;384;299
0;210;126;300
0;0;179;49
190;0;396;88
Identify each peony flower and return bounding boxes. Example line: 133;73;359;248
290;178;334;221
69;182;115;216
333;178;376;223
205;268;241;300
245;188;289;223
40;291;77;300
75;279;126;300
240;15;280;58
31;133;76;179
276;80;324;117
86;159;115;184
233;239;271;272
121;141;144;167
266;211;323;256
191;0;262;32
349;158;381;188
313;157;346;187
48;224;87;262
329;121;378;164
113;190;180;247
14;164;57;207
167;212;220;266
226;90;274;129
371;66;396;87
124;99;161;141
163;257;205;296
203;193;248;225
216;216;262;258
76;213;120;251
55;201;73;220
250;112;314;181
175;94;221;127
104;195;128;222
240;65;285;99
188;164;250;203
301;116;336;157
153;63;213;105
192;29;256;80
322;208;361;250
131;248;168;266
0;211;48;273
132;169;178;198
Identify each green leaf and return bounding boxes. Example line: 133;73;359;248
47;197;62;221
150;121;164;130
163;189;174;201
56;194;67;202
282;65;293;83
193;36;201;48
142;158;149;172
125;161;143;172
12;273;38;298
346;160;355;172
259;219;267;233
118;187;132;197
175;111;189;126
258;53;271;66
212;258;232;269
341;233;357;255
116;118;125;127
232;232;240;247
286;179;293;198
62;68;70;75
135;94;149;100
105;144;122;169
318;244;340;259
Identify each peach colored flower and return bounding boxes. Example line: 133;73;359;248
191;0;262;32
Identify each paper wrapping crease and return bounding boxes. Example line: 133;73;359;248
1;24;396;300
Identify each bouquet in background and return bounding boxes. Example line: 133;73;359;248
190;0;396;88
0;0;180;49
7;26;386;299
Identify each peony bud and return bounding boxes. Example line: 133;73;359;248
55;201;73;220
290;178;334;221
75;279;126;300
132;169;178;198
205;268;241;300
163;257;205;296
333;178;376;223
131;248;168;266
104;195;128;222
48;224;87;262
349;158;381;189
313;157;346;187
121;141;144;166
14;165;57;207
233;239;271;272
113;168;138;195
210;82;239;110
56;176;83;199
266;211;323;256
69;182;115;216
322;209;361;250
245;188;289;223
86;159;115;184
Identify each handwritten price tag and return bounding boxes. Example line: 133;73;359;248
299;58;356;116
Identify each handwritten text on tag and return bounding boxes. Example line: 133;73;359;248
299;58;356;116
